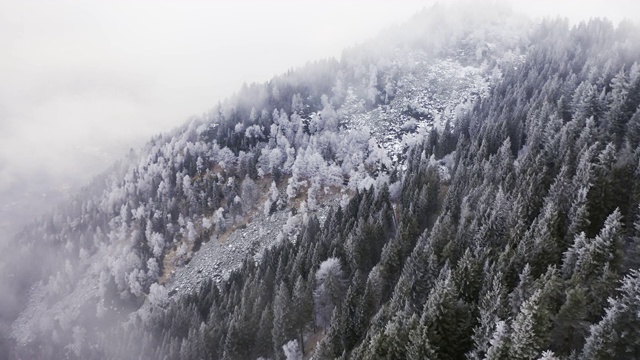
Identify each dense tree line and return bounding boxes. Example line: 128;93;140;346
4;4;640;360
102;17;640;360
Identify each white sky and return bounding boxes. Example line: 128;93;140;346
0;0;429;192
512;0;638;25
0;0;637;196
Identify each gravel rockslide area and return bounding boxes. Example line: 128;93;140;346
166;202;335;298
168;210;284;296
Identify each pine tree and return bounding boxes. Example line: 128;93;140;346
282;339;303;360
406;313;437;360
400;235;439;313
573;83;604;124
605;70;630;144
273;282;295;360
339;271;366;352
254;305;274;359
314;258;346;330
509;264;534;317
625;107;640;148
582;270;640;359
382;313;412;360
561;232;587;279
418;267;474;360
587;143;618;236
291;275;312;352
538;350;561;360
484;320;510;360
566;187;591;243
623;204;640;271
527;198;564;276
345;219;385;274
550;286;590;355
312;307;342;360
571;209;622;287
223;314;251;360
509;289;552;360
468;270;507;360
453;248;483;304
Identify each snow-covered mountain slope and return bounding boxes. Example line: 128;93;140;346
10;48;490;345
1;3;538;358
341;52;490;161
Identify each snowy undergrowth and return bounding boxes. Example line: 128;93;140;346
341;51;489;162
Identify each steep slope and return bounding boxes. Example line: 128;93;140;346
6;3;640;360
107;16;640;360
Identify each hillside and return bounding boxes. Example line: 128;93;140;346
3;3;640;360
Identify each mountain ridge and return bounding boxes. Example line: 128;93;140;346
3;3;640;359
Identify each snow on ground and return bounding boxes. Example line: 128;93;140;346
10;252;104;345
165;198;336;298
12;185;339;345
140;51;490;309
341;50;489;163
167;210;288;295
10;51;488;347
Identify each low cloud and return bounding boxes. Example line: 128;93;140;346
0;0;637;234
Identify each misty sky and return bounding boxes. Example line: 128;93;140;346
0;0;638;229
0;0;430;193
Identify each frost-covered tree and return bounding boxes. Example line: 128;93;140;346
468;270;507;360
314;257;346;330
8;8;640;360
509;289;552;360
581;270;640;359
148;283;168;307
148;232;165;258
147;258;160;280
367;64;379;105
264;181;281;216
537;350;560;360
484;320;510;360
282;339;303;360
273;282;295;359
320;94;338;132
240;176;259;213
213;207;226;234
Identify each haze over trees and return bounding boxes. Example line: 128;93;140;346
2;2;640;360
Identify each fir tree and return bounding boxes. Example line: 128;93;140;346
509;289;552;360
581;270;640;359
